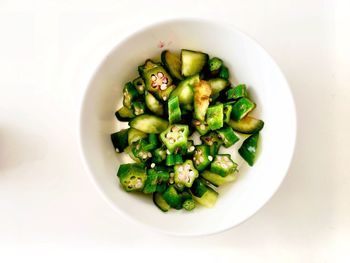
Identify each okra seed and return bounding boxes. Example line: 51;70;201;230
185;164;191;170
189;146;195;152
166;133;171;138
224;156;229;162
166;149;171;155
157;72;164;78
200;124;206;130
199;157;204;162
151;74;156;81
115;148;119;153
150;163;155;168
148;152;152;158
178;166;183;172
189;171;195;177
163;96;167;101
169;139;175;144
160;84;167;90
222;164;228;169
208;156;213;161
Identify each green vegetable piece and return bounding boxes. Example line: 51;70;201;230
182;199;196;211
191;178;218;208
208;78;229;100
115;106;135;122
161;50;183;80
200;132;223;156
111;129;129;153
138;59;159;76
160;124;189;153
142;65;174;101
185;140;196;158
152;147;167;164
201;170;237;187
219;66;229;80
194;80;212;122
223;104;233;124
207;104;224;130
210;154;238;177
129;114;169;134
153;192;171;212
174;154;184;165
145;92;164;116
226;84;248;100
193;145;211;172
168;96;182;124
208;57;223;73
148;133;159;147
156;183;167;193
217;127;239;148
181;49;209;77
174;160;199;188
165;154;175;166
131;139;153;162
117;163;147;192
169;74;200;110
162;185;182;210
132;100;146;116
122;82;138;109
239;132;259;166
144;167;170;194
231;97;256;121
192;120;210;135
228;115;264;134
133;77;145;95
124;146;139;162
128;128;147;145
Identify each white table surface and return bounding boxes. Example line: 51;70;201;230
1;0;349;262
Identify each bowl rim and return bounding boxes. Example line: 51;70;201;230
77;17;298;237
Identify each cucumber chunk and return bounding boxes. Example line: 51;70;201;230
161;50;183;80
129;115;169;134
115;106;135;122
145;92;164;116
239;132;260;166
201;170;237;187
153;192;171;212
228;115;264;134
181;49;209;77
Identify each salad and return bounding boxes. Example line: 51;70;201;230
111;49;264;212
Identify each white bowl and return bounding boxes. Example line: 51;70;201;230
79;18;296;236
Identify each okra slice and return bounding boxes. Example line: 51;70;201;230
138;59;159;76
239;132;259;166
117;163;147;192
152;147;167;164
201;170;237;187
131;100;146;116
208;57;223;75
231;97;256;121
190;178;218;208
200;132;223;156
165;154;175;166
160;124;189;153
192;120;210;136
130;139;153;163
142;65;174;101
122;82;138;109
145;91;164;116
168;96;182;124
115;106;135;122
208;78;230;100
194;80;212;122
133;77;145;95
226;84;248;100
217;127;239;148
207;103;224;130
193;145;212;172
162;185;182;210
185;140;196;158
111;129;129;153
174;160;199;188
219;66;229;80
181;191;196;211
144;166;170;194
223;104;233;124
210;154;238;177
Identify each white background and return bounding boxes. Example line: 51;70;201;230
1;0;349;262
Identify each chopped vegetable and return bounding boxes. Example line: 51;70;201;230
111;48;264;212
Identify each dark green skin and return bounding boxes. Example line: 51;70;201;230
217;127;239;148
162;185;182;210
123;82;138;109
111;129;129;153
152;148;166;164
207;103;224;130
239;132;259;166
223;104;232;124
193;145;211;171
168;96;182;124
231;97;256;121
226;84;248;100
144;167;170;194
208;57;223;73
115;106;135;122
166;154;175;166
219;66;229;80
191;178;210;198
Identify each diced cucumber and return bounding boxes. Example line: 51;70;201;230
201;170;237;187
219;66;229;80
239;132;260;166
194;80;212;122
170;74;200;110
162;185;182;210
111;129;129;153
128;128;148;145
115;106;135;122
191;179;218;208
228;115;264;134
208;78;230;100
129;115;169;134
145;92;164;116
181;49;209;77
153;192;171;212
161;50;183;80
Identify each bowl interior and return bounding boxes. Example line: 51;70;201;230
80;19;296;236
